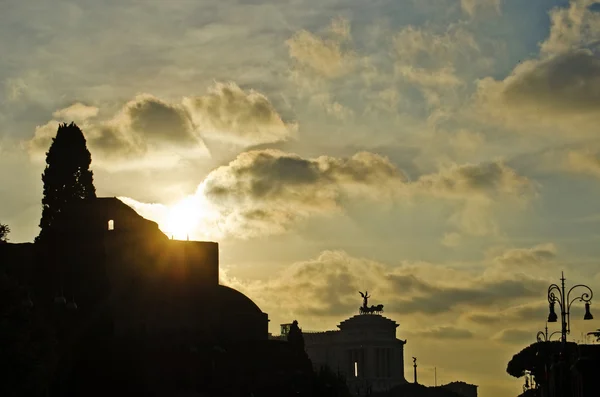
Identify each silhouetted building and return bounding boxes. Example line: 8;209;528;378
274;313;408;394
1;197;291;396
43;197;269;344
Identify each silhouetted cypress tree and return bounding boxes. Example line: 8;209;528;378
0;223;9;243
36;122;96;243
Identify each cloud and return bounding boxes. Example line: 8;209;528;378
442;232;462;247
389;277;545;315
493;243;557;268
123;94;196;145
116;152;535;242
460;0;502;17
483;243;558;281
191;149;534;239
28;94;199;164
419;326;474;339
309;93;355;121
540;0;600;56
565;149;600;177
465;303;548;327
222;250;548;330
493;328;534;344
393;24;480;68
26;82;292;166
198;150;406;238
286;18;355;78
392;23;487;92
415;161;534;200
329;16;351;40
52;102;99;122
414;161;535;236
472;1;600;132
395;65;462;87
183;82;297;145
501;50;600;114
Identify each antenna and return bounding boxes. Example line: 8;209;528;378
435;367;437;387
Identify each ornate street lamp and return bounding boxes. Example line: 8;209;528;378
546;272;593;343
536;323;561;343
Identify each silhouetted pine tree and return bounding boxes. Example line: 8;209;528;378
36;122;96;243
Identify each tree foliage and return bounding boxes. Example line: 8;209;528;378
287;320;305;351
506;339;578;391
0;223;9;243
36;122;96;243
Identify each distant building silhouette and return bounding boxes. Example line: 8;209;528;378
272;306;478;396
273;312;408;394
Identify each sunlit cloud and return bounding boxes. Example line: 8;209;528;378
121;149;535;241
220;249;550;335
540;0;600;56
52;102;99;122
25;82;293;169
460;0;502;17
565;149;600;177
471;0;600;135
183;82;297;145
286;18;356;78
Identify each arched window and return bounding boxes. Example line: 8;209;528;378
108;219;114;231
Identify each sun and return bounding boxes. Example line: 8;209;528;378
163;196;203;240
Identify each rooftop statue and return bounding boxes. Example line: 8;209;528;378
359;291;384;315
359;291;370;308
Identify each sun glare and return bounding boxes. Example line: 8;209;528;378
163;197;203;240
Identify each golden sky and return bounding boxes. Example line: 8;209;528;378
2;0;600;395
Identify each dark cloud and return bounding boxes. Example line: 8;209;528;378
125;95;195;144
465;303;548;326
494;329;534;345
493;243;557;267
225;250;549;325
415;161;534;199
195;150;534;238
502;50;600;113
88;123;147;159
390;278;547;315
27;95;202;163
199;150;405;237
27;83;290;166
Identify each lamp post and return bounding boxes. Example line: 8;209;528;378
546;272;594;344
536;323;562;343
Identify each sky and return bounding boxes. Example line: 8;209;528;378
2;0;600;395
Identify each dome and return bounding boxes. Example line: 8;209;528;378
209;285;269;342
216;285;264;315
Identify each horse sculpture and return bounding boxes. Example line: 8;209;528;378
359;304;384;315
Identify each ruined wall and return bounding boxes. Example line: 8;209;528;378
25;197;267;345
